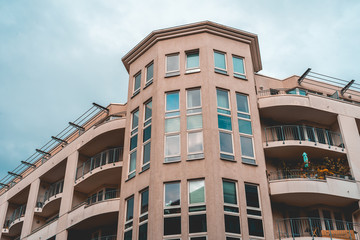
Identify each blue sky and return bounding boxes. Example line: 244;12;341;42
0;0;359;179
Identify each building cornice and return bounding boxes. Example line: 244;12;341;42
122;21;262;73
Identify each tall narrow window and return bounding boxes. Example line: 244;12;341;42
129;109;139;179
217;89;234;161
232;56;246;79
245;184;264;238
145;62;154;86
124;196;134;240
139;188;149;240
165;92;181;163
223;180;241;239
164;182;181;237
214;51;227;74
187;88;204;160
142;100;152;171
166;53;180;77
236;93;255;165
186;50;200;73
134;71;141;95
188;179;207;237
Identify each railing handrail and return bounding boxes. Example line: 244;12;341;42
72;189;120;210
3;204;26;228
268;169;354;181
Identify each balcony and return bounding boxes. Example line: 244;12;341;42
2;204;26;234
264;125;345;155
36;179;64;212
276;217;359;240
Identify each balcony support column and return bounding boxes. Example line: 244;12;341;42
21;178;40;239
0;201;9;239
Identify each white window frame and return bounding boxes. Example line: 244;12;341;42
139;188;149;236
214;50;227;74
166;53;180;77
129;109;139;178
245;183;264;239
188;179;207;236
124;195;134;237
142;100;152;171
185;49;200;74
145;61;154;86
232;55;246;79
217;89;234;159
165;91;181;163
164;134;181;160
164;181;181;238
133;71;141;95
223;179;242;239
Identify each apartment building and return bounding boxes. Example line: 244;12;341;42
1;21;360;240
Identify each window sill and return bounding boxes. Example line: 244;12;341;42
139;165;150;174
242;161;258;167
185;68;200;74
187;153;204;161
125;175;135;182
164;159;181;164
220;154;235;161
165;71;180;78
143;79;153;90
234;74;247;80
214;69;228;76
131;90;140;99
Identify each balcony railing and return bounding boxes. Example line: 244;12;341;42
268;169;353;181
91;235;117;240
264;125;344;149
36;180;64;208
73;189;120;210
276;218;360;239
75;147;123;180
3;204;26;229
259;88;308;97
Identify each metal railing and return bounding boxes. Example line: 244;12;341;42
277;218;360;239
268;169;353;181
258;88;306;97
3;204;26;229
75;147;123;180
73;189;120;210
36;180;64;208
91;235;117;240
264;125;344;149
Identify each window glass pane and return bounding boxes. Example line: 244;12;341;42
165;117;180;133
166;92;179;111
126;197;134;221
134;73;141;91
299;89;307;95
141;189;149;214
167;54;179;72
217;89;229;109
240;136;254;157
238;119;252;135
132;110;139;129
245;184;260;208
236;94;249;113
191;237;207;240
165;182;180;206
218;115;232;130
187;115;203;130
143;125;151;142
129;151;136;172
188;132;203;153
187;89;201;108
130;135;138;151
164;216;181;235
139;222;148;240
145;101;152;120
124;230;132;240
286;89;297;95
219;132;233;154
187;52;199;69
189;214;207;233
248;218;264;237
225;214;241;233
143;142;151;165
233;56;245;74
214;52;226;69
146;63;153;82
189;179;205;204
165;135;180;156
223;181;237;205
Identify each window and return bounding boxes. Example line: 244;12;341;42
164;182;181;237
134;71;141;95
245;184;264;238
142;100;152;171
223;180;241;239
186;50;200;73
286;88;307;96
129;109;139;179
145;62;154;86
214;51;227;74
166;53;180;77
187;88;204;160
236;93;255;165
124;196;134;239
232;56;246;79
165;92;181;163
217;89;234;161
139;188;149;240
188;179;207;237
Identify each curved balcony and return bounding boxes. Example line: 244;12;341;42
2;204;26;236
264;125;345;157
276;217;360;240
35;180;63;215
75;147;123;192
269;171;360;207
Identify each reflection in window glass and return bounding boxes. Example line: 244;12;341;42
218;115;232;131
187;52;199;69
187;115;203;130
164;216;181;235
165;118;180;133
189;179;205;204
223;181;237;205
167;54;179;72
236;94;249;113
187;89;201;108
189;214;207;233
240;136;254;157
225;214;241;233
134;72;141;92
165;135;180;156
233;56;245;75
166;92;180;111
143;142;151;166
141;189;149;214
146;63;153;82
219;132;233;154
188;132;203;153
132;110;139;129
217;89;229;109
129;151;136;173
126;197;134;221
245;184;260;208
145;101;152;121
214;52;226;70
248;218;264;237
238;119;252;135
165;182;180;207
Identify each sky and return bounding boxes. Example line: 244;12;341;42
0;0;359;180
